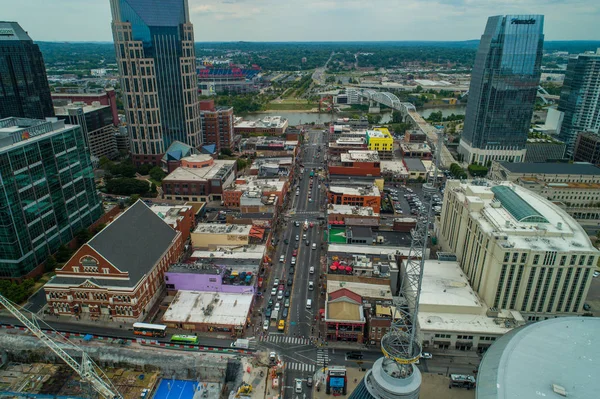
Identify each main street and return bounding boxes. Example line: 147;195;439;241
258;129;329;397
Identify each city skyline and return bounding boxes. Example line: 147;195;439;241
4;0;600;42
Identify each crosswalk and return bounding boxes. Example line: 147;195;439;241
282;362;316;372
263;335;312;346
316;349;330;366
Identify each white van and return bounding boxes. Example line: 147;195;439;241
308;281;314;290
306;299;312;309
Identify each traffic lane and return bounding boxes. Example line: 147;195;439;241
289;233;312;337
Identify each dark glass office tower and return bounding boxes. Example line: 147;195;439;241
459;15;544;165
0;22;54;120
109;0;201;166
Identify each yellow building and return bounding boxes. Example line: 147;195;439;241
190;223;251;249
366;128;394;159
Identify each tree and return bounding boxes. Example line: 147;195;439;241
151;182;157;193
75;229;92;246
220;148;233;157
468;163;489;177
106;178;150;196
236;158;248;171
149;166;166;182
0;279;34;304
414;85;423;93
45;255;58;272
56;244;73;263
136;164;153;175
128;194;141;205
98;156;112;169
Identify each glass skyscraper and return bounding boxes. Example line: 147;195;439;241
0;21;54;120
0;118;103;278
109;0;202;166
557;49;600;155
459;15;544;165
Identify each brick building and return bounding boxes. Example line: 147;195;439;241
44;201;183;321
162;155;236;202
328;150;381;177
328;185;381;213
150;204;195;243
199;100;235;153
325;288;366;343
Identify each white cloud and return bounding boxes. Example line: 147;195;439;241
2;0;599;41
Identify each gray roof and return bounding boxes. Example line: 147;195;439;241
498;161;600;175
0;21;33;42
403;157;426;172
477;317;600;399
86;200;178;287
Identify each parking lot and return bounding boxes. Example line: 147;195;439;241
382;184;443;218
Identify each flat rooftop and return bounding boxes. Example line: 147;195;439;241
417;310;521;335
327;280;393;300
162;291;253;325
401;142;431;152
191;245;265;260
340;150;380;163
381;161;409;175
403;157;426;172
366;130;391;139
164;160;235;182
327;204;379;217
498;161;600;175
446;180;598;253
328;243;410;257
54;103;110;115
0;117;71;152
329;185;380;197
230;177;286;193
420;260;483;309
193;223;252;235
334;137;365;145
150;205;192;227
235;115;287;128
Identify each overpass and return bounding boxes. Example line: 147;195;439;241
354;88;457;168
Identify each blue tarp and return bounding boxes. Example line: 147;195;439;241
83;334;94;341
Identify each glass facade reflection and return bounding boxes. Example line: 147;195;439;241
110;0;201;165
460;15;544;164
0;118;103;278
0;22;54;120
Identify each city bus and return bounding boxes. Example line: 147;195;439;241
170;334;199;344
132;322;167;337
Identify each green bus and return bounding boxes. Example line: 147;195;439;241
170;334;199;344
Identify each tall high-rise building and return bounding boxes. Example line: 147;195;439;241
557;49;600;154
0;22;54;120
0;117;103;279
458;15;544;165
109;0;202;166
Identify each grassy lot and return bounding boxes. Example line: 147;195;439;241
266;102;316;110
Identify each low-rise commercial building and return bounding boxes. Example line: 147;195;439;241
418;260;524;353
573;132;600;166
327;204;379;227
366;128;394;159
234;116;288;136
44;201;183;321
328;137;367;157
223;177;288;211
403;158;427;180
325;288;366;343
329;150;381;177
404;130;427;143
400;143;432;159
249;158;294;178
380;161;409;181
191;223;252;249
328;185;382;213
162;290;253;334
437;180;599;320
162;155;236;202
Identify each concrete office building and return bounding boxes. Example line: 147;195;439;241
573;132;600;166
0;22;54;120
51;89;120;127
0;118;103;279
558;49;600;154
437;180;598;320
459;15;544;164
109;0;202;165
54;103;119;161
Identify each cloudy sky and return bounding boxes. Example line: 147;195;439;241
7;0;600;42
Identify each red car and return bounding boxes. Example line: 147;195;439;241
309;222;314;228
292;250;298;256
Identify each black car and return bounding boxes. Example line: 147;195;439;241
284;238;289;244
284;290;290;298
282;308;289;318
305;240;310;246
287;278;293;286
265;308;272;318
346;351;363;360
289;267;295;275
268;299;274;308
294;242;299;249
306;376;313;387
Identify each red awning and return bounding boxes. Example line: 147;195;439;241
330;265;338;271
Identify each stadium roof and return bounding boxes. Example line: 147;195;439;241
477;317;600;399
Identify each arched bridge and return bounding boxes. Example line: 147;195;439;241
351;88;457;167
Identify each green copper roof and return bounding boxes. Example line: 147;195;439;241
491;185;549;224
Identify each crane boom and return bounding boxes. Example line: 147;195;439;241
0;294;122;399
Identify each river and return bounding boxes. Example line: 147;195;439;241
246;105;467;126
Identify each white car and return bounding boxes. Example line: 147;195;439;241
309;266;315;274
594;271;600;278
295;379;302;393
421;352;433;359
263;320;270;331
277;290;283;300
274;303;281;313
271;287;277;296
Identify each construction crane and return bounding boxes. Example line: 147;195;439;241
0;294;123;399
